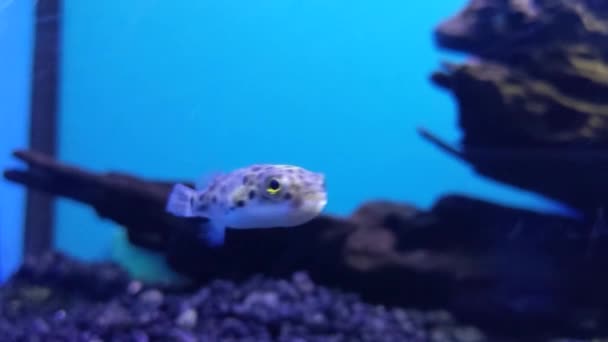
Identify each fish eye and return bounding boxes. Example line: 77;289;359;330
265;178;281;195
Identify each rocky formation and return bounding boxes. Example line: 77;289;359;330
423;0;608;211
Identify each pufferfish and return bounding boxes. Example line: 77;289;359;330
165;164;328;246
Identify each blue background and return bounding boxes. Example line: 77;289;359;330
0;0;34;281
2;0;578;279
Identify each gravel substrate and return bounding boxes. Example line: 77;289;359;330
0;252;490;342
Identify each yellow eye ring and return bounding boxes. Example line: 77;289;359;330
265;178;281;195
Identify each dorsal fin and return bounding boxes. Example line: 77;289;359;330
195;172;224;191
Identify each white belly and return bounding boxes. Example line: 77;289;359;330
223;202;304;229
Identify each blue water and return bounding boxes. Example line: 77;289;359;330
2;1;579;273
0;0;34;281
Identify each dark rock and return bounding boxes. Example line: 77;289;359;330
423;0;608;211
434;0;608;67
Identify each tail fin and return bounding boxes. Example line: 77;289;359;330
166;183;197;217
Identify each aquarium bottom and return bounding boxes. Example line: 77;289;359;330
0;252;603;342
0;251;493;342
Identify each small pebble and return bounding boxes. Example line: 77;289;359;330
128;281;143;295
169;329;198;342
53;310;67;321
292;271;315;294
31;318;50;334
131;330;150;342
243;291;279;308
139;289;164;306
175;308;198;329
95;302;132;328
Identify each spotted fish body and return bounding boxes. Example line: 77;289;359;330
165;164;327;246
